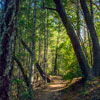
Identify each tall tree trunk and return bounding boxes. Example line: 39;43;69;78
43;3;47;83
90;0;94;21
53;0;92;80
0;0;20;100
44;19;47;83
76;0;80;39
29;0;37;99
88;31;93;66
38;8;43;66
54;36;59;75
54;46;58;75
88;0;93;66
80;0;100;76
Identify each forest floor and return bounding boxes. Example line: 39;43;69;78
34;76;100;100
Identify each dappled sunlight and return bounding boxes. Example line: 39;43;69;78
1;0;100;100
41;76;69;92
49;84;66;88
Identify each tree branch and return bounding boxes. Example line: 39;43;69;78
14;56;29;87
16;36;51;82
93;3;100;11
43;7;57;11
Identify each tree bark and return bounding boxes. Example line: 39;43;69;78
0;0;20;99
29;0;37;99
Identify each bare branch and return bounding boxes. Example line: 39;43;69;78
93;3;100;11
43;7;57;11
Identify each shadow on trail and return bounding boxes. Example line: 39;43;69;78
34;76;100;100
34;76;72;100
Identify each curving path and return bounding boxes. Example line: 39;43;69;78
34;76;69;100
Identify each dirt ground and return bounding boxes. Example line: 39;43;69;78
34;76;100;100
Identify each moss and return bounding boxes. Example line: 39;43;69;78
4;66;11;76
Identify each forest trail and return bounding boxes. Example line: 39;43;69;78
34;76;69;100
34;76;100;100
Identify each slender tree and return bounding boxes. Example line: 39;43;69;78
54;37;58;75
29;0;37;99
76;0;80;39
44;12;47;83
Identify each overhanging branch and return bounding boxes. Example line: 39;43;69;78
14;56;29;87
16;36;51;82
43;7;57;11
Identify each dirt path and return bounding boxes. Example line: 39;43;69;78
34;76;69;100
34;76;100;100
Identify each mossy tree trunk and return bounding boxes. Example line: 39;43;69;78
0;0;20;99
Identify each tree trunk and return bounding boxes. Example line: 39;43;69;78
90;0;94;21
14;57;29;87
80;0;100;76
29;0;37;99
17;37;51;82
53;0;92;80
76;0;80;39
54;47;58;75
14;56;51;89
54;36;59;75
88;0;93;66
35;63;51;83
0;0;20;99
44;9;47;83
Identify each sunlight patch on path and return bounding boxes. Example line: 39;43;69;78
34;76;70;100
